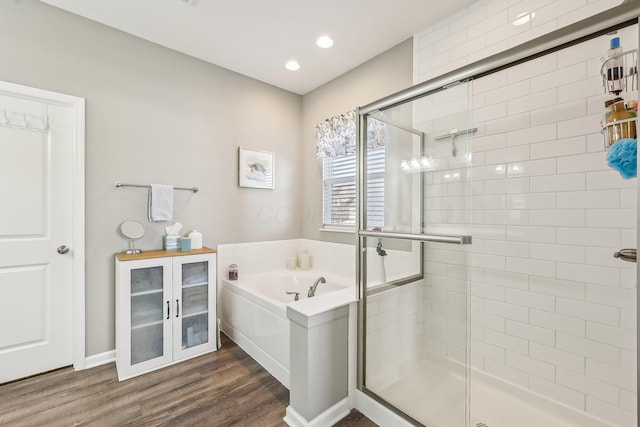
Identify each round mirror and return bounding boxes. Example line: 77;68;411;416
120;221;145;240
120;221;145;254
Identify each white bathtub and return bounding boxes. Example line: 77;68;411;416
220;269;352;388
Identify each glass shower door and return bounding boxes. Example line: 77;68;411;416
358;82;473;426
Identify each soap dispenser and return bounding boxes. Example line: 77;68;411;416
188;230;203;249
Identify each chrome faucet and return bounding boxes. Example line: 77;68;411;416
308;276;326;298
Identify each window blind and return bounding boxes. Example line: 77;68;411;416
322;147;385;228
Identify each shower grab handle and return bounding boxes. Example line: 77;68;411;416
359;230;472;245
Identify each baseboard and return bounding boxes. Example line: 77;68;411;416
84;350;115;369
283;398;351;427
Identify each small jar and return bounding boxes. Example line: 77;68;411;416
228;264;238;281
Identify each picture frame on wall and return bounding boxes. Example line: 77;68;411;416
238;147;275;189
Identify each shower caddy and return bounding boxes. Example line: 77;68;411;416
600;48;638;149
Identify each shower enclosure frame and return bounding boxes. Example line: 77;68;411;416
355;1;640;425
361;114;427;297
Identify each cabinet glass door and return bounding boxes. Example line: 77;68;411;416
130;266;165;365
180;261;209;349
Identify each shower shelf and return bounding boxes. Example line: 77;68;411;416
600;49;638;95
601;117;637;150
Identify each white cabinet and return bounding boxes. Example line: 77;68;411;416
115;248;217;381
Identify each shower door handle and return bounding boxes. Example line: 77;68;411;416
359;230;472;245
613;248;637;263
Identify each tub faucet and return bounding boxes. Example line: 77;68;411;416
308;276;326;298
285;291;300;301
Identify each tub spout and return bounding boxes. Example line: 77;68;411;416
308;276;326;298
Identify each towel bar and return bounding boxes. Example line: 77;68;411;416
114;182;199;193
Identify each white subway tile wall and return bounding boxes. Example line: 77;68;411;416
414;0;636;424
414;0;624;83
366;282;423;380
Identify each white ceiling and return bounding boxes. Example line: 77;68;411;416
39;0;476;95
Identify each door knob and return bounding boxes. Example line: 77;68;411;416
613;248;636;263
57;245;70;255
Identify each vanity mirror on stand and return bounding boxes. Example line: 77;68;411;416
120;221;145;254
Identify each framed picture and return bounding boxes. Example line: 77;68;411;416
238;147;275;189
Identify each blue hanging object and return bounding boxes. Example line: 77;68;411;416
607;138;637;179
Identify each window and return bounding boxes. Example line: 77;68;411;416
322;147;385;229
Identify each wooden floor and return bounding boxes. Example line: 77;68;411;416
0;334;377;427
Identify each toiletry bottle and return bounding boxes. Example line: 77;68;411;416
626;100;637;117
608;99;636;147
606;35;624;95
602;99;615;128
188;230;203;249
228;264;238;280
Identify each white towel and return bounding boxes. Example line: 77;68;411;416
148;184;173;222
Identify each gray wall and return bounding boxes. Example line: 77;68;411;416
0;0;302;356
0;1;412;357
301;39;414;244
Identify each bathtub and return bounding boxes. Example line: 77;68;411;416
220;269;353;388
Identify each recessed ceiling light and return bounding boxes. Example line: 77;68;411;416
512;11;535;26
316;36;334;49
285;60;300;71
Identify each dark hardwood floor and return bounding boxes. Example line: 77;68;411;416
0;334;377;427
332;409;378;427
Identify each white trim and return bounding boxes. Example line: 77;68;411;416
85;350;115;369
0;80;86;372
283;398;351;427
72;95;86;371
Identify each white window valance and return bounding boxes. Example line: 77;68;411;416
315;110;386;158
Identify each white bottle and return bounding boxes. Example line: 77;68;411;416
188;230;203;249
606;35;625;95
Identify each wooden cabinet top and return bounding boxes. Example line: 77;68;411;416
116;247;216;262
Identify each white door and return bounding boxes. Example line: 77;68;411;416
0;87;78;383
